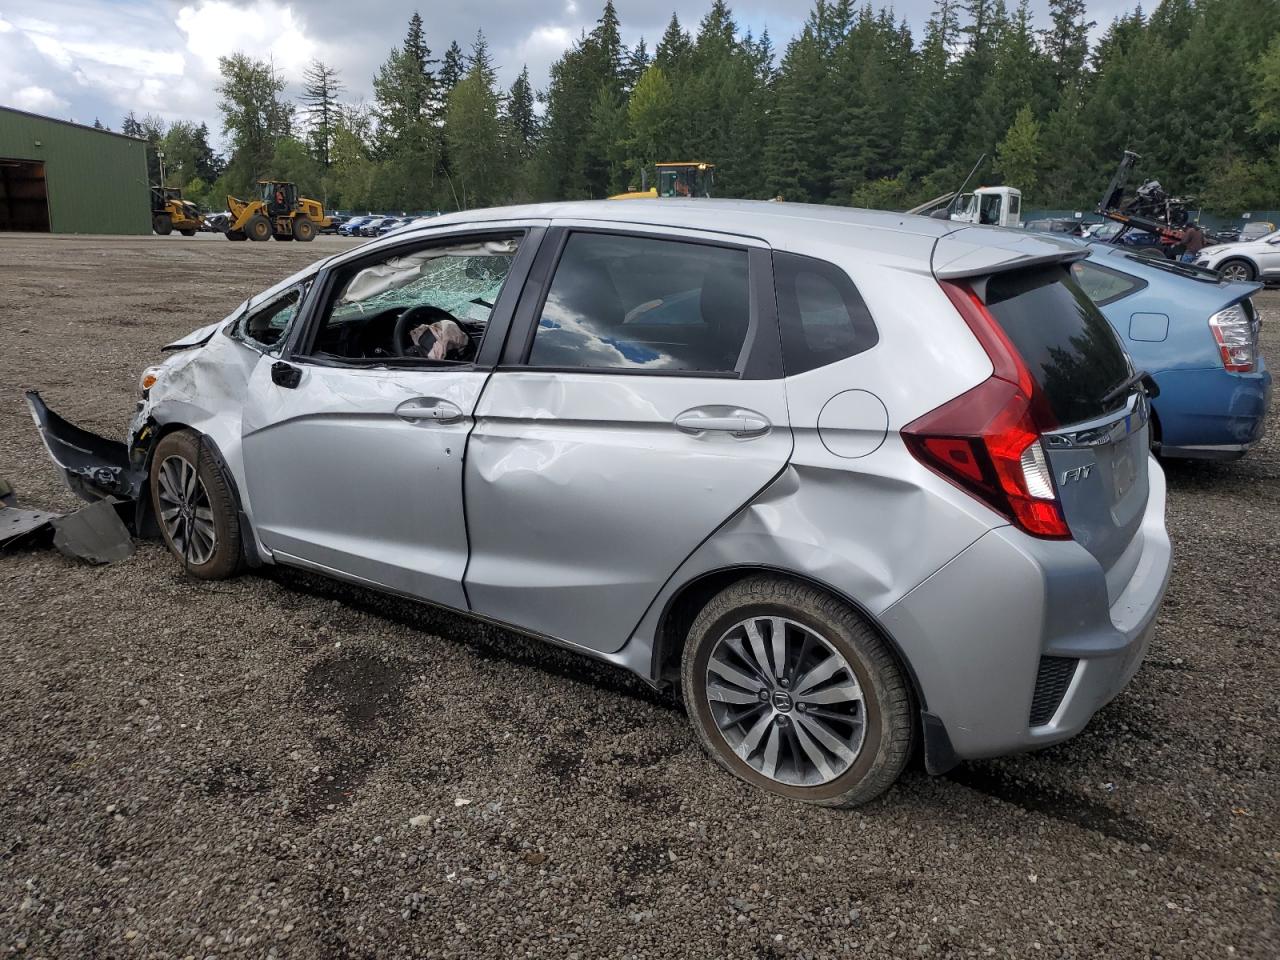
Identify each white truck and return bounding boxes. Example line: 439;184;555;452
904;184;1023;228
950;186;1022;228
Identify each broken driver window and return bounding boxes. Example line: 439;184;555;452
303;234;521;365
235;283;308;353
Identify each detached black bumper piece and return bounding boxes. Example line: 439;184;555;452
25;390;144;503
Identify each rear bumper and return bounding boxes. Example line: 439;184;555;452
880;457;1171;765
1152;364;1271;458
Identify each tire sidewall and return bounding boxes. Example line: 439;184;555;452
683;595;893;804
149;431;241;579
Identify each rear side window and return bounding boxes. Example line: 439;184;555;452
1071;260;1146;306
774;252;878;375
983;267;1130;425
529;232;751;373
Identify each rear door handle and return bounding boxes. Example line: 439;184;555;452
395;397;464;424
674;409;771;437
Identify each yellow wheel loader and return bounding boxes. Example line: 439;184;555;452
224;180;331;242
151;186;204;236
609;162;715;200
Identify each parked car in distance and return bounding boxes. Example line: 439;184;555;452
26;201;1171;807
1024;218;1087;237
1238;221;1276;243
1194;227;1280;282
1087;221;1174;258
338;216;376;237
1070;242;1269;459
377;217;414;236
322;214;348;235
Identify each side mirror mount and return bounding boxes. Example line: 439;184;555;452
271;361;301;389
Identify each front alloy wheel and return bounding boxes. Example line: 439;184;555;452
156;454;217;565
149;429;243;579
1219;260;1255;282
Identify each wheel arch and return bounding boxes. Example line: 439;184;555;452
135;419;261;568
1218;256;1258;280
650;564;928;714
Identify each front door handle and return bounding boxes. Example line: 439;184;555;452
674;409;771;437
395;397;465;424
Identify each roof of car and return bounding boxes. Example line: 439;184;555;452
388;198;962;244
340;198;1082;280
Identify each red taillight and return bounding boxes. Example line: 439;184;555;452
903;282;1072;540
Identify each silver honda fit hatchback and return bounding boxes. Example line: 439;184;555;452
28;200;1171;807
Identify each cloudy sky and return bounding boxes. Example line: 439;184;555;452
1;0;1134;147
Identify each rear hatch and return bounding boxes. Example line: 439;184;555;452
933;228;1151;598
983;267;1149;592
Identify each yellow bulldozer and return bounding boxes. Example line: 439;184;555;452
225;180;331;242
609;162;716;200
151;186;204;236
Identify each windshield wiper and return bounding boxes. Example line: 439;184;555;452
1101;369;1160;406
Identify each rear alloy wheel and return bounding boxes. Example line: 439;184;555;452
1219;259;1256;282
150;430;242;579
246;215;273;241
293;217;316;242
682;576;913;807
152;214;173;236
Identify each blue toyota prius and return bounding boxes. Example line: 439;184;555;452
1070;243;1270;460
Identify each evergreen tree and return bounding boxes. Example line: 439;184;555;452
300;60;344;167
995;104;1041;192
372;13;442;206
446;54;505;207
655;14;693;75
440;40;466;92
1042;0;1094;92
504;65;539;160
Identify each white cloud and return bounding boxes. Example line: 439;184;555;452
176;1;326;84
10;84;69;112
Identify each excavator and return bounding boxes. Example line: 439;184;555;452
610;162;715;200
151;186;203;236
225;180;331;242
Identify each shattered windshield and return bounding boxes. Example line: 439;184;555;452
331;238;519;326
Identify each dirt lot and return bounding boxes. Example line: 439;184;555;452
1;233;1277;959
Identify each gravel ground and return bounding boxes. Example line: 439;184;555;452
1;233;1276;959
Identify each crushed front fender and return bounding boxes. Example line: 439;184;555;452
25;391;147;504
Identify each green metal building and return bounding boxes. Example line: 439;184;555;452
0;106;150;235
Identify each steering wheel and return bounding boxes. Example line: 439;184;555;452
392;304;460;357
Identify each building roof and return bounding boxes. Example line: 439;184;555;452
0;104;145;143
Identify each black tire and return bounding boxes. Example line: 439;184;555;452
179;228;197;237
225;230;247;242
682;576;914;807
246;215;272;241
149;430;243;580
1218;258;1256;282
152;214;173;235
293;217;316;242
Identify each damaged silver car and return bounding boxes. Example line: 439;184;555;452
29;201;1171;807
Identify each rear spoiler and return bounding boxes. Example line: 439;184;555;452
933;227;1088;281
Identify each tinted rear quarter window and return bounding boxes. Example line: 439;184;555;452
984;267;1131;425
774;252;878;375
1070;260;1146;306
